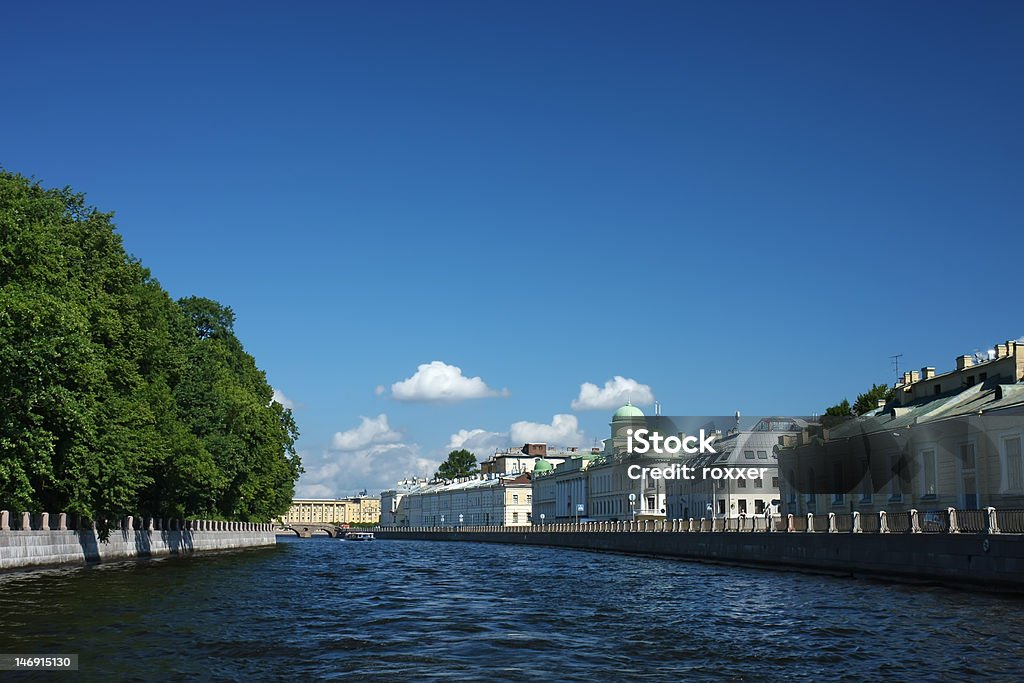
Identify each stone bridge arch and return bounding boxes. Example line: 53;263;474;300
277;524;340;538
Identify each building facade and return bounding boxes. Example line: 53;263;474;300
384;473;533;527
280;497;381;526
665;417;802;520
778;339;1024;517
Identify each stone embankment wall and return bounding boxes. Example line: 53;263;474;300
376;511;1024;593
0;510;276;571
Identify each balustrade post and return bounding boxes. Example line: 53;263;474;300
828;512;836;533
0;510;8;531
787;513;795;532
985;507;1001;534
806;513;814;533
852;511;861;533
58;512;68;531
947;507;959;534
879;510;889;533
39;512;50;531
147;517;155;532
22;512;31;530
910;509;921;533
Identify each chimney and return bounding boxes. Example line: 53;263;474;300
910;370;920;383
922;367;936;380
1007;340;1018;356
995;343;1008;359
877;397;887;409
903;371;912;385
956;355;973;371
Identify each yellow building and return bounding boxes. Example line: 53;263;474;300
281;497;381;526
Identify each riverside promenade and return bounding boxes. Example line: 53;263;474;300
376;507;1024;593
0;510;276;571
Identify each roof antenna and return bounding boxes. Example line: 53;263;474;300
890;353;903;381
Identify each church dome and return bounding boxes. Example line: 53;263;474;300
612;401;645;420
533;458;553;473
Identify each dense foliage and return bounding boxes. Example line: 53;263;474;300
0;171;301;525
435;449;478;480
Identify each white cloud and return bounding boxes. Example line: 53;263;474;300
389;361;508;403
272;388;295;410
571;376;654;411
446;428;508;458
374;385;386;396
509;414;584;447
297;443;439;498
330;414;402;451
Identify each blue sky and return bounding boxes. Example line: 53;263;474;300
3;2;1022;496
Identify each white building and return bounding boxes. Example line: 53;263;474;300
383;472;533;527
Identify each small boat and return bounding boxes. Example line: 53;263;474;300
344;531;375;541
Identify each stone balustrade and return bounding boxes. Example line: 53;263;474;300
0;510;276;533
375;506;1019;535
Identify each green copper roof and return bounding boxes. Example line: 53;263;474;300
533;458;553;472
612;401;645;419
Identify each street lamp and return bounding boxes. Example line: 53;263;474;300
540;513;546;527
458;513;463;528
440;515;445;527
629;493;637;522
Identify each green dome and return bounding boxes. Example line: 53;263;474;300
533;458;553;473
612;401;645;420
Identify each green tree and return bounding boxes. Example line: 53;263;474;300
853;383;894;416
821;398;851;429
0;170;301;529
435;449;478;479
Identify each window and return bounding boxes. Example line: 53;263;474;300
512;494;519;504
527;495;532;504
717;499;726;515
890;455;903;501
738;500;747;514
512;512;519;523
921;448;937;497
832;462;845;504
1003;436;1023;492
772;476;779;489
738;477;747;488
753;477;763;489
979;372;988;381
744;450;755;459
861;459;872;502
965;375;976;386
755;500;765;514
934;384;941;395
960;443;977;509
646;496;655;510
757;450;768;460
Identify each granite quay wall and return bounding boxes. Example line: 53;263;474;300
0;510;276;571
376;508;1024;593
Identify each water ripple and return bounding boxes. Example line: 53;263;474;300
1;537;1023;680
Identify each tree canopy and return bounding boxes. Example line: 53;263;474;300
821;382;896;428
435;449;478;480
0;170;301;526
852;383;894;416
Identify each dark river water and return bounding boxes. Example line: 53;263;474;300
2;536;1023;681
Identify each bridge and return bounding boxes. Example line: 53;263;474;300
275;523;346;538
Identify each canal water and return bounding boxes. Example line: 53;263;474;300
1;536;1023;681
